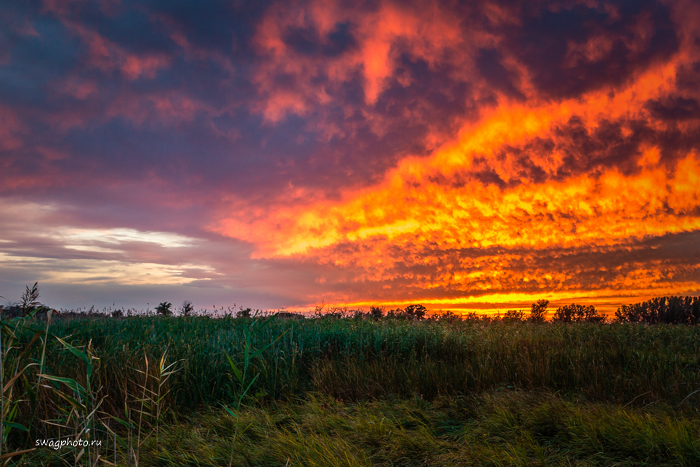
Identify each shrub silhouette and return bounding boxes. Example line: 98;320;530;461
369;306;384;319
352;309;366;319
404;304;427;320
156;301;173;316
180;300;194;316
502;309;524;322
552;304;604;323
431;310;461;323
615;296;700;324
529;300;549;323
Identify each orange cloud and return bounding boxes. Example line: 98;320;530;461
213;45;700;310
218;57;694;248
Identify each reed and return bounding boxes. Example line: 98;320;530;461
70;391;700;467
19;317;700;410
3;313;700;464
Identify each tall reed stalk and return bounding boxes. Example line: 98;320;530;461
223;317;287;467
0;308;43;461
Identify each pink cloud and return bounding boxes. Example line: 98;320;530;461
251;0;479;121
0;106;24;152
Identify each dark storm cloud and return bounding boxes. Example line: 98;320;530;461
553;117;652;176
295;54;474;193
676;61;700;91
646;96;700;121
499;0;679;98
284;22;358;57
475;48;524;100
461;102;700;188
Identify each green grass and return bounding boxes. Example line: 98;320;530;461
28;391;700;466
3;315;700;465
31;317;700;408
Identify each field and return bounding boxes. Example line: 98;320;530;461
1;311;700;466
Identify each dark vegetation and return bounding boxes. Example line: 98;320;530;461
615;296;700;324
552;303;605;323
1;287;699;465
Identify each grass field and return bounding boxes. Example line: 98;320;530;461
1;312;699;465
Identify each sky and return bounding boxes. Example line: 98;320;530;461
1;0;699;314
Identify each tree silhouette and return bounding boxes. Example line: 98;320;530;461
156;301;173;316
529;300;549;322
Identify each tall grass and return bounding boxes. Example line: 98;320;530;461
53;392;699;467
2;313;699;464
19;316;700;414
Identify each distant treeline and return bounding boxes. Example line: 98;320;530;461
325;296;700;325
3;295;700;325
483;295;700;325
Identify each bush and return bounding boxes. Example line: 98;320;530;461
386;304;428;321
405;304;427;321
386;308;403;319
462;312;492;323
430;310;461;323
352;309;366;319
502;309;524;322
529;300;549;323
615;296;700;324
180;300;194;316
369;306;384;319
156;301;173;316
552;304;604;323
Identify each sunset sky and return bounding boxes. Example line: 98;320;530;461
1;0;699;313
